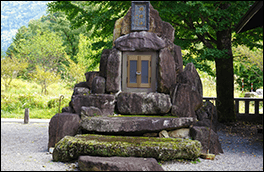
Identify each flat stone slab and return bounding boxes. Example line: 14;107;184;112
53;134;201;162
80;116;195;134
78;156;164;171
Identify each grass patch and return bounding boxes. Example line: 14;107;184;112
1;78;73;119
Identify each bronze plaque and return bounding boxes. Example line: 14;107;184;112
131;1;150;31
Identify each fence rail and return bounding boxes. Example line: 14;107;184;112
203;97;263;123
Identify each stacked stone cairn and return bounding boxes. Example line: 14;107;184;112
48;3;223;171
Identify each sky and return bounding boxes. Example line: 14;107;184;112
1;1;52;52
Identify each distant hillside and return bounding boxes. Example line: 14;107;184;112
1;1;51;53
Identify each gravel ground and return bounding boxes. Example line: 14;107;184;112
1;121;263;171
1;122;78;171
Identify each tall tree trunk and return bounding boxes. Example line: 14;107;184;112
216;29;236;123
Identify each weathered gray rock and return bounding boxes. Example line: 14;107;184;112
48;113;80;149
80;106;102;119
168;128;190;139
91;76;105;94
117;92;171;115
159;130;169;138
176;63;203;97
74;82;89;89
161;21;175;43
78;156;164;171
170;83;203;118
193;119;217;133
195;107;209;121
195;100;218;132
115;31;166;52
80;116;194;134
172;44;183;74
53;134;201;162
99;49;111;78
61;106;74;113
71;94;115;116
85;72;99;89
106;48;122;93
72;87;90;96
157;48;176;94
190;126;223;155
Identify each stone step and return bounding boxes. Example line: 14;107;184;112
78;156;164;171
52;134;201;162
80;116;195;135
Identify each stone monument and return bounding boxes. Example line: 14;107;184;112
49;1;223;166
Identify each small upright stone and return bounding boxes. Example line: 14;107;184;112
24;108;29;124
85;72;99;89
99;49;111;78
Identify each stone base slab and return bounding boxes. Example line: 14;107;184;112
80;116;195;135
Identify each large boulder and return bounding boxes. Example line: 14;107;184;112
172;44;183;75
85;72;99;89
99;49;111;78
116;92;171;115
71;94;115;116
48;113;80;149
78;156;164;171
80;116;194;134
114;31;166;52
176;63;203;97
105;48;122;93
52;134;201;162
91;76;105;94
157;48;176;94
190;126;223;155
170;83;203;118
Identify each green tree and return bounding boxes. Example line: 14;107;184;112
233;44;263;91
47;1;263;123
29;65;61;95
8;29;67;76
1;52;28;92
62;33;101;87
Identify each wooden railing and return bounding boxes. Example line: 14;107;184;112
203;97;263;123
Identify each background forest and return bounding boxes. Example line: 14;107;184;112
1;1;263;120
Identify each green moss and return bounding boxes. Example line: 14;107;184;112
53;134;201;162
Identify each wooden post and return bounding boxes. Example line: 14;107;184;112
255;100;259;115
245;100;250;115
24;108;29;124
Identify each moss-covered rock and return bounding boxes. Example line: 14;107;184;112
53;134;201;162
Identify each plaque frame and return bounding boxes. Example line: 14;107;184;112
131;1;150;31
